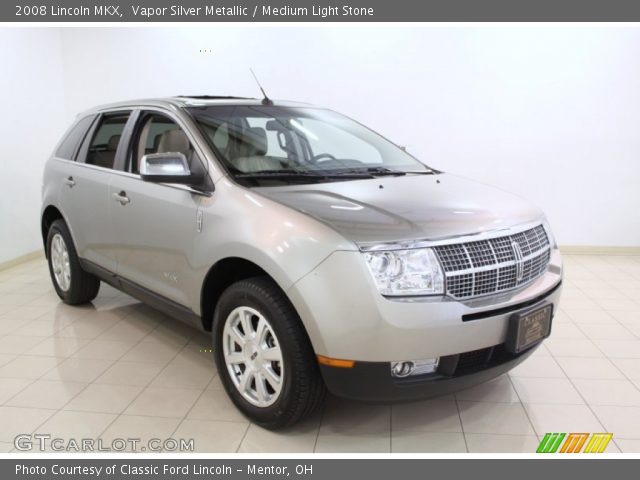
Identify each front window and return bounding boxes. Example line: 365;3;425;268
187;105;434;185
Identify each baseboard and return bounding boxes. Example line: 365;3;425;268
0;250;44;272
560;245;640;255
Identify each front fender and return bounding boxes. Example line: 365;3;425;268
187;179;356;314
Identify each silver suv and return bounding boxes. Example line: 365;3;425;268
42;96;562;428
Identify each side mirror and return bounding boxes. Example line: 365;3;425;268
140;153;203;185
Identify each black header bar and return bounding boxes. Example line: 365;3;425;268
4;0;640;22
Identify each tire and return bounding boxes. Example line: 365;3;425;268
46;219;100;305
212;276;326;429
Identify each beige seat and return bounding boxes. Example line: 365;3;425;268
90;134;120;169
231;127;281;173
107;134;121;151
156;129;191;158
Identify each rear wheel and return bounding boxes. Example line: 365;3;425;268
212;277;325;429
46;219;100;305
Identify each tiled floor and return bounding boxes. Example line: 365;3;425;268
1;254;640;453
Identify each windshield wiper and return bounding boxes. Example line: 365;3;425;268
236;169;323;178
328;167;434;177
236;169;374;180
235;166;436;181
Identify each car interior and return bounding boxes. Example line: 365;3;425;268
131;114;196;174
85;114;129;169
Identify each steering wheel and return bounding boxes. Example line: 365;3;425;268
311;153;337;163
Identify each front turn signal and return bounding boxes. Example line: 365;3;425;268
317;355;355;368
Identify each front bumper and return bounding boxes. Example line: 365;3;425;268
287;247;562;401
320;336;542;403
287;248;563;362
319;280;559;402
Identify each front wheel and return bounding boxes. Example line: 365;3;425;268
212;277;326;429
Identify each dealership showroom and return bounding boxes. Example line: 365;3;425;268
0;26;639;454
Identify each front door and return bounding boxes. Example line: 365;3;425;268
109;111;209;307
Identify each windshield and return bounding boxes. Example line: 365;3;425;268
186;105;433;185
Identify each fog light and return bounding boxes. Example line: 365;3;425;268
391;361;415;378
391;358;439;378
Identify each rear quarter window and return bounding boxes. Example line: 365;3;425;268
55;115;96;160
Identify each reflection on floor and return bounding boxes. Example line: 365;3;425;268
1;254;640;453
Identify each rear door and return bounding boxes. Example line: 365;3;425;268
59;111;133;272
109;109;210;307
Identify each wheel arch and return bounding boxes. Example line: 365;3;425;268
200;257;275;332
41;205;65;257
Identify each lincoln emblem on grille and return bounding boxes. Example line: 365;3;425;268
511;240;525;282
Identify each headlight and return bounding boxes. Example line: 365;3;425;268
363;247;444;296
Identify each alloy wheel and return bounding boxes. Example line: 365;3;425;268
50;233;71;292
222;306;284;407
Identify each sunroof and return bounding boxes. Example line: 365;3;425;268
177;95;253;100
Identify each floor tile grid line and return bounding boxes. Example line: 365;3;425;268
161;372;250;454
579;258;640;304
0;303;162;406
0;302;54;321
531;257;640;447
0;356;74;408
557;308;637;350
311;401;327;453
3;255;640;453
21;318;196;452
504;374;543;442
116;334;250;452
81;330;209;450
566;267;640;392
388;399;393;454
583;256;640;288
232;419;251;453
578;302;640;341
556;307;619;352
0;293;48;309
7;317;68;338
550;347;624;451
162;372;250;454
4;408;59;453
452;394;470;453
568;318;640;395
1;288;83;319
550;265;640;444
1;274;247;452
0;355;16;368
555;320;640;447
1;296;117;338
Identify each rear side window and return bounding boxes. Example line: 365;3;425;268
85;113;130;169
55;115;95;160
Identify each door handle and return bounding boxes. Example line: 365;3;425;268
112;191;130;205
64;176;75;188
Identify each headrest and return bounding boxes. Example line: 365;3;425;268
212;123;229;149
240;127;268;157
107;135;121;151
152;133;163;151
157;129;191;157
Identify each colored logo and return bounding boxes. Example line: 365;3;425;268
536;433;613;453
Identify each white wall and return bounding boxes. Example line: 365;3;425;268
58;26;640;247
1;26;639;263
0;28;65;264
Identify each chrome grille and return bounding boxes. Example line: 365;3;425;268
434;225;551;299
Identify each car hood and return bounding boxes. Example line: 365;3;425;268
254;173;544;245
